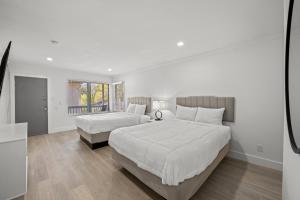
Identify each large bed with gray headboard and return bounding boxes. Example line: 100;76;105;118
75;97;152;149
109;96;235;200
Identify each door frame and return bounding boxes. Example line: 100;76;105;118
10;73;50;133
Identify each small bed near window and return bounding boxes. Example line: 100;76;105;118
75;97;152;149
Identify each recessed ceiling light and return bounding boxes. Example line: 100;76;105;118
46;57;53;61
50;40;59;44
107;68;112;72
177;41;184;47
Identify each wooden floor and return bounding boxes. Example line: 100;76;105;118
22;131;282;200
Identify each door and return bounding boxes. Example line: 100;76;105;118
15;76;48;136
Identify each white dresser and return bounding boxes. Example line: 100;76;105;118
0;123;27;200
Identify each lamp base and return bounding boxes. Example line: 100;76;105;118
155;110;163;121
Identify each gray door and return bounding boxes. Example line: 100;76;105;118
15;76;48;136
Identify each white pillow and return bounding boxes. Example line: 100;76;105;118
176;105;198;121
135;104;146;115
126;103;136;113
195;107;225;125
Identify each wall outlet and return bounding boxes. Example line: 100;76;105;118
256;144;264;153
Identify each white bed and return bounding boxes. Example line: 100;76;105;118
109;96;234;200
75;112;150;134
109;119;231;186
76;96;152;149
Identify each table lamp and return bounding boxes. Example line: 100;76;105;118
153;100;167;121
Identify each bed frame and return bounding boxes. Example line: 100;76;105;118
78;128;110;150
113;144;229;200
78;96;152;150
111;96;235;200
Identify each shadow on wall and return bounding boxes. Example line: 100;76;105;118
229;138;247;158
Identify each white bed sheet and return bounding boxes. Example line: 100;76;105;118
75;112;150;134
109;119;231;186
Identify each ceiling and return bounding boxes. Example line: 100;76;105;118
0;0;283;75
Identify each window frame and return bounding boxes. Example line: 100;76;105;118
112;81;125;112
68;80;110;115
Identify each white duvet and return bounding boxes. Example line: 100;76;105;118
109;119;231;186
75;112;150;134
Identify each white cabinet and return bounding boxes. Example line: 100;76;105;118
0;123;27;200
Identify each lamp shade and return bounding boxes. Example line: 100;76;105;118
153;100;167;110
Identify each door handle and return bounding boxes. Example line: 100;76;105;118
43;107;48;111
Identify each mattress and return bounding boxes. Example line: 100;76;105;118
109;119;231;186
75;112;150;134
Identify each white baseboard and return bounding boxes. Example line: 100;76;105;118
49;126;76;134
227;150;283;171
7;192;26;200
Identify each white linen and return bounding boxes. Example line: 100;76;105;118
176;105;197;121
126;104;136;113
109;119;231;186
140;115;151;123
195;107;225;125
75;112;150;134
134;104;146;115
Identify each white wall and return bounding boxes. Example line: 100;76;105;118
9;61;112;133
282;0;300;199
114;35;284;170
283;120;300;200
0;66;11;124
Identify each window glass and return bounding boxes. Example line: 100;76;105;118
68;81;109;114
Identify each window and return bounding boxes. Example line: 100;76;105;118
68;81;109;114
112;82;125;111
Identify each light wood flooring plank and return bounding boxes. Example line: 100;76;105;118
20;131;282;200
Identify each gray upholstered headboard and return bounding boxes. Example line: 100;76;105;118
176;96;235;122
127;97;152;114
